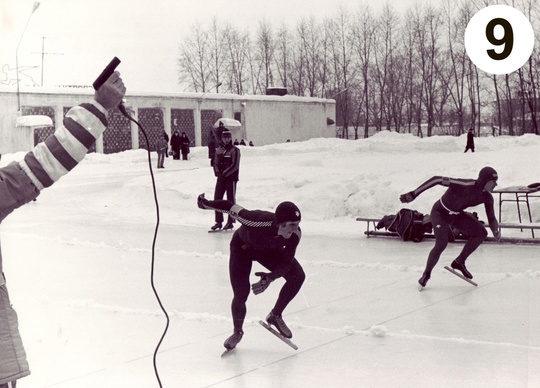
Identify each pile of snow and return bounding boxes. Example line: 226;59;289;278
3;131;539;237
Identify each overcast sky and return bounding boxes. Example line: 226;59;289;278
1;0;442;93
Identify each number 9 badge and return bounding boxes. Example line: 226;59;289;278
465;5;535;75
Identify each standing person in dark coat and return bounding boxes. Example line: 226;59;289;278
210;129;240;231
197;194;305;351
180;132;190;160
464;128;475;153
400;167;500;288
170;130;181;160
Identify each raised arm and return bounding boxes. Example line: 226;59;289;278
0;72;125;221
400;176;449;203
484;195;500;240
197;194;273;227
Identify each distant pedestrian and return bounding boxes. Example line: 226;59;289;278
180;132;190;160
170;130;181;160
163;131;170;157
464;128;475;153
233;138;240;146
249;141;254;147
240;139;246;146
156;135;168;168
400;167;500;288
210;128;240;231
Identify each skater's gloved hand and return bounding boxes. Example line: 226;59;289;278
400;191;416;203
197;193;210;209
252;272;274;295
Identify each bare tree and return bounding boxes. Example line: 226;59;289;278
352;4;376;138
412;4;442;137
177;24;212;92
439;0;472;135
274;24;293;90
328;7;357;138
372;4;399;132
224;26;250;95
254;20;276;92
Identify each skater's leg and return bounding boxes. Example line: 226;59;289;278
255;255;305;315
272;260;305;315
224;180;237;226
424;209;450;275
213;180;226;224
229;234;252;332
453;214;488;264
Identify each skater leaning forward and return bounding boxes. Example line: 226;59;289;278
197;194;305;350
400;167;501;288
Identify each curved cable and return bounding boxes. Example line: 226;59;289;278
120;105;169;387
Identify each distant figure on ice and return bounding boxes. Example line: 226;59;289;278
162;130;170;158
170;130;181;159
464;128;475;153
180;132;190;160
210;128;240;231
197;194;305;351
155;134;168;168
0;72;125;387
400;167;500;288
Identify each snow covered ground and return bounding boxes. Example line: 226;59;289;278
2;131;539;387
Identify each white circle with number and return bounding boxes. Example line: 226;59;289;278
465;5;534;75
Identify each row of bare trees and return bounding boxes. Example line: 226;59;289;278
177;0;540;138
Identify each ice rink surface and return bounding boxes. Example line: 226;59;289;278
1;134;539;387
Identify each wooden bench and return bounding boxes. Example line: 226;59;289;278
498;223;540;230
355;217;382;237
356;217;540;244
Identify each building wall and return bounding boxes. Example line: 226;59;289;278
0;88;336;154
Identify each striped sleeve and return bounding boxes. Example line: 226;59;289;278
414;176;475;197
202;201;274;228
18;101;108;190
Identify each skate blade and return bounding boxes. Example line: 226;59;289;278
221;347;235;357
444;266;478;286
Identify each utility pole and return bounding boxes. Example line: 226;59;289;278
32;36;63;86
16;1;40;111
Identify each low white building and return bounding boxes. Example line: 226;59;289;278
0;86;336;154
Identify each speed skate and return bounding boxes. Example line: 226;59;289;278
259;320;298;350
444;266;478;286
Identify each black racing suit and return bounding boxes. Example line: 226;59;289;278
412;176;498;275
202;199;305;332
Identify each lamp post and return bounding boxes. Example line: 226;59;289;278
16;1;40;112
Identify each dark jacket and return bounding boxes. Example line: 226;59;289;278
214;143;240;181
170;133;181;152
180;134;190;154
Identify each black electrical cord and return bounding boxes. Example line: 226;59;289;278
119;105;169;387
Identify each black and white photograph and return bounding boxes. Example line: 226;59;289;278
1;0;539;387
